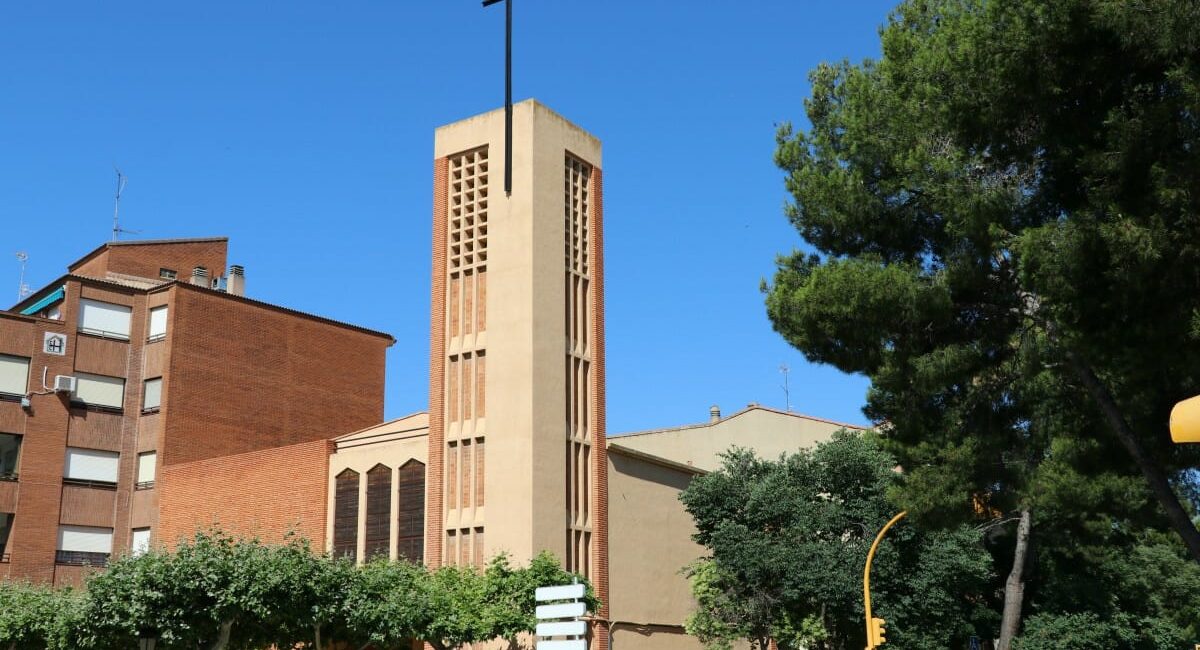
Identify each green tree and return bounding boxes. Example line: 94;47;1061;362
680;431;995;650
413;552;598;650
0;581;81;650
76;530;355;650
767;0;1200;563
14;530;594;650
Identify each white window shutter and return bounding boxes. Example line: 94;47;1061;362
74;373;125;409
131;528;151;556
143;378;162;410
64;448;120;483
57;526;114;553
0;355;30;396
78;299;132;339
148;306;168;339
137;452;157;484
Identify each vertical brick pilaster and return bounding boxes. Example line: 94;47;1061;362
427;156;450;567
588;167;610;637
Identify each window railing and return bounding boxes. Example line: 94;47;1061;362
62;478;118;490
146;333;166;343
0;472;18;482
141;406;161;415
77;327;130;342
69;401;124;415
0;551;10;563
0;392;25;403
135;481;155;490
55;550;109;567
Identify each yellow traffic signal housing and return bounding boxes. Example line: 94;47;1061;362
1170;395;1200;443
869;617;888;647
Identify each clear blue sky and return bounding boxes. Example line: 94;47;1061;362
1;1;896;433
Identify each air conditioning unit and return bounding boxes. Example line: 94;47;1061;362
53;375;77;393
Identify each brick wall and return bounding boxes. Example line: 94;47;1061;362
426;156;449;565
71;239;228;281
161;284;389;466
157;439;333;548
0;313;74;583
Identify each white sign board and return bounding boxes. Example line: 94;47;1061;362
536;583;586;602
535;582;588;650
43;332;67;356
536;602;586;620
537;621;587;637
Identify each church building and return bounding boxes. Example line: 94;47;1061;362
2;101;861;650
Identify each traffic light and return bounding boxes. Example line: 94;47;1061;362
868;617;888;647
1170;395;1200;443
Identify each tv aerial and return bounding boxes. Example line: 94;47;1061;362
111;167;140;241
16;252;30;301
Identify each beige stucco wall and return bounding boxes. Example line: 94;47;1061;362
606;449;704;650
612;407;861;473
434;100;603;565
327;414;429;562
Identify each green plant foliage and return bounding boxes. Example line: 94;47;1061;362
0;581;81;650
680;431;996;650
767;0;1200;552
3;529;594;650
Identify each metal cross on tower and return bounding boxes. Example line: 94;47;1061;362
482;0;512;196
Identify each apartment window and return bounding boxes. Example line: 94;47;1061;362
73;373;125;410
147;306;168;342
159;268;177;280
0;434;21;480
0;513;11;562
136;452;156;489
78;299;132;340
56;525;113;567
0;355;30;398
396;460;425;563
333;469;359;562
131;528;151;556
63;447;119;487
45;305;62;320
365;464;391;560
142;378;162;413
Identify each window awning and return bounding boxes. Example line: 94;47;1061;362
19;286;65;316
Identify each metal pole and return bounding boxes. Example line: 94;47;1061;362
481;0;513;196
863;510;906;649
504;0;512;196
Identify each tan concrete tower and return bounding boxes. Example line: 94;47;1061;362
426;100;608;613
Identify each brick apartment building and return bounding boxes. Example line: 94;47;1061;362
0;237;393;585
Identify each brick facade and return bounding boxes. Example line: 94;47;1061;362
161;284;389;466
426;156;449;566
2;239;391;583
157;439;333;547
588;167;610;642
69;238;228;282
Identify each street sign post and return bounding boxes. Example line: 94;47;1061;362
535;582;588;650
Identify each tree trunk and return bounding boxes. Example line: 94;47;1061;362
208;620;233;650
996;508;1031;650
315;624;322;650
1066;352;1200;563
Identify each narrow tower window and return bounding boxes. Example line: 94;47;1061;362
333;469;359;561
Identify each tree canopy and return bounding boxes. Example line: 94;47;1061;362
680;431;995;650
764;0;1200;643
1;529;594;650
768;0;1200;557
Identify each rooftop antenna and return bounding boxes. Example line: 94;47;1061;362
779;363;792;412
111;168;140;241
15;252;30;301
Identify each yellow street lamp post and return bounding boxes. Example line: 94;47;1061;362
863;511;907;650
